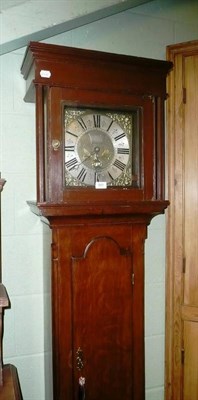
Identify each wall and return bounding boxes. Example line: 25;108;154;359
0;0;198;399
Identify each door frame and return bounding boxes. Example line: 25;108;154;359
165;40;198;400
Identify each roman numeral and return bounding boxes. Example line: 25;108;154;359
117;148;130;154
113;159;126;171
93;114;101;128
114;132;126;141
107;120;114;131
94;172;99;183
66;130;78;138
108;171;114;181
78;117;87;130
77;168;87;182
65;145;75;152
65;157;78;170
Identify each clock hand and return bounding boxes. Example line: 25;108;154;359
92;156;102;168
73;148;97;170
73;154;92;170
73;146;105;171
75;147;101;169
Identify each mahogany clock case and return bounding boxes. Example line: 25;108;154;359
21;42;172;400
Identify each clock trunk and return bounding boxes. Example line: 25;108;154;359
51;220;146;400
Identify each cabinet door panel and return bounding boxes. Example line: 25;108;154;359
72;236;133;400
184;54;198;307
183;321;198;400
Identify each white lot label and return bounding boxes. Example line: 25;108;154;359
40;70;51;78
95;182;107;189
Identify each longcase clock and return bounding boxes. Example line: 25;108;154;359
21;42;172;400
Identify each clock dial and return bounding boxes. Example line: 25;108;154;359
64;109;132;187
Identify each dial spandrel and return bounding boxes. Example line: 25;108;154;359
64;108;137;187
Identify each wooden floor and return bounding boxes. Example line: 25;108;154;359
0;364;22;400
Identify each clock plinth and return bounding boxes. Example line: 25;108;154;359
22;42;172;400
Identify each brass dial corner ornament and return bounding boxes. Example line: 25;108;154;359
64;108;135;188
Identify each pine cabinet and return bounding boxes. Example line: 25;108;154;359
166;40;198;400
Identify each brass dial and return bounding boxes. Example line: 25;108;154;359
64;109;132;187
